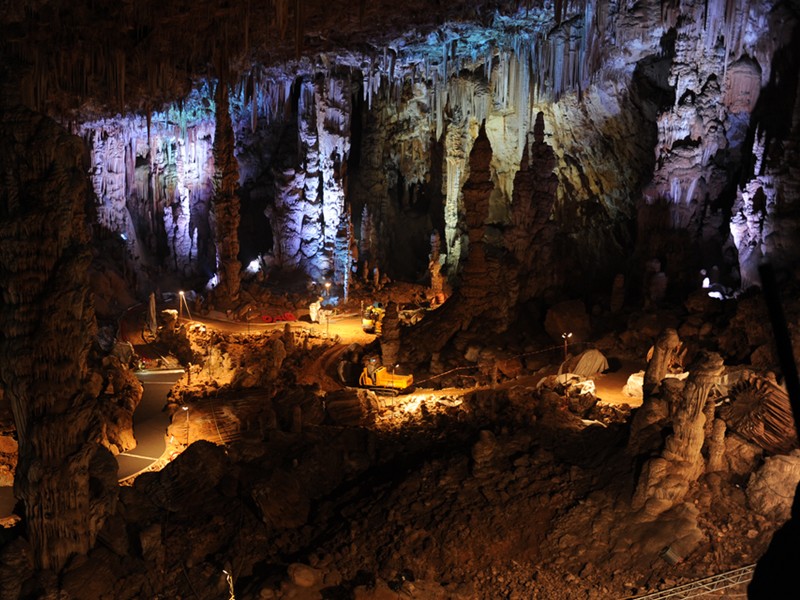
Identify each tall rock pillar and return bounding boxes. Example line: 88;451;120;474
632;351;725;516
0;105;115;571
211;81;241;304
315;75;351;287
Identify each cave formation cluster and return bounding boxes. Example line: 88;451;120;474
2;0;800;598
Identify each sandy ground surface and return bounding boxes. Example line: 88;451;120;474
593;359;645;408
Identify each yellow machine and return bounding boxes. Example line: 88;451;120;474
359;356;413;393
361;302;385;334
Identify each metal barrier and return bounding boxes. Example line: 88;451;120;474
625;564;754;599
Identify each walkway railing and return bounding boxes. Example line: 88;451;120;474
625;564;754;599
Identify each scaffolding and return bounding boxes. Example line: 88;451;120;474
626;564;754;599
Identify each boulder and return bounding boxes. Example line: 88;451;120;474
287;563;322;588
724;433;763;476
471;430;498;476
747;450;800;521
251;469;310;528
135;440;229;512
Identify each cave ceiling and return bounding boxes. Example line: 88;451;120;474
1;0;570;116
3;0;800;298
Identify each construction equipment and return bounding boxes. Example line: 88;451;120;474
361;302;385;334
359;355;414;395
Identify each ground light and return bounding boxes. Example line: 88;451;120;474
561;331;572;362
247;258;261;274
325;281;331;298
178;290;193;320
182;405;189;446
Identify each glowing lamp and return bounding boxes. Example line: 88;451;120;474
561;332;572;361
247;259;261;274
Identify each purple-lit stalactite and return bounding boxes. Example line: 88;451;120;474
211;81;242;304
80;94;216;284
0;106;116;572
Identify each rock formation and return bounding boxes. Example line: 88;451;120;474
0;104;116;571
504;111;559;301
211;81;242;304
1;1;800;597
633;350;725;516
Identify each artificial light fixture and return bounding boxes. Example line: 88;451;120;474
561;331;573;362
177;290;193;320
182;404;190;446
247;258;261;274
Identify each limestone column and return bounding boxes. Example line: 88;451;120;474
633;351;724;515
443;110;478;274
315;75;351;284
211;81;241;304
643;328;681;396
0;106;115;571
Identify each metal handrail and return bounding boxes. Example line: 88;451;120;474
625;564;754;599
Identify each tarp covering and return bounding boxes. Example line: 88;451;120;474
560;349;609;377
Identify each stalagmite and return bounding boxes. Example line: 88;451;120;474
632;351;725;516
211;81;242;304
643;328;682;396
428;230;446;302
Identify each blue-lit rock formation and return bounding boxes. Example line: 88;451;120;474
67;1;800;311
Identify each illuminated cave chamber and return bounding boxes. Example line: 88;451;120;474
71;7;663;299
3;0;800;597
75;1;800;308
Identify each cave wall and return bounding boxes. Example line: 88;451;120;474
78;85;218;289
732;11;800;289
638;0;798;294
66;1;800;306
0;104;117;572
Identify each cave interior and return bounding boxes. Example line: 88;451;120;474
1;0;800;598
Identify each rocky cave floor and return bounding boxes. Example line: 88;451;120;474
2;271;798;600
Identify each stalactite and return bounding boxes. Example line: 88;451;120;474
295;0;303;58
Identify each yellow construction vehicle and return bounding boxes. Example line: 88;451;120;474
361;302;385;334
359;355;414;394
